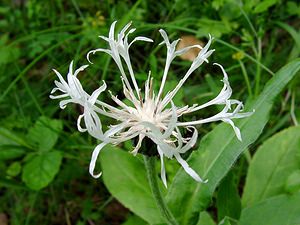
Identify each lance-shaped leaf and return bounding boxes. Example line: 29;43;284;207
166;59;300;225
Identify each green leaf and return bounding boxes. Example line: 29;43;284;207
197;18;233;38
242;126;300;207
216;172;241;221
253;0;278;13
27;116;63;151
0;127;27;160
122;215;148;225
22;151;62;190
0;145;25;160
100;146;164;224
285;170;300;194
0;35;20;65
166;59;300;225
218;217;239;225
6;162;22;177
0;127;28;147
196;211;216;225
275;22;300;52
240;193;300;225
286;1;300;16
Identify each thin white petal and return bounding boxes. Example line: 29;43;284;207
222;118;242;141
118;21;132;40
178;127;198;153
52;69;68;88
49;93;68;99
128;36;153;48
174;153;208;183
59;99;76;109
162;102;177;139
89;81;107;105
159;29;170;46
74;64;89;77
109;21;117;40
89;143;106;178
131;134;144;156
98;35;110;42
77;114;87;132
175;44;202;56
86;48;112;64
158;147;167;188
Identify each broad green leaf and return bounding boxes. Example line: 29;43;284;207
216;172;241;221
100;146;164;224
240;193;300;225
242;126;300;207
27;116;63;151
22;151;62;190
196;211;216;225
166;59;300;225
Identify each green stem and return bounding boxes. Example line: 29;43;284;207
238;60;253;98
143;155;178;225
255;38;262;96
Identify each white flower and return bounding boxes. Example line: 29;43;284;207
51;21;253;187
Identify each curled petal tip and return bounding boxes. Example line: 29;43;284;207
86;51;94;64
91;172;102;179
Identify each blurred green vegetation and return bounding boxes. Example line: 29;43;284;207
0;0;299;224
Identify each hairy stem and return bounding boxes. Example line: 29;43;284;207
143;155;178;225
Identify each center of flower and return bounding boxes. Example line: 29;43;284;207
137;99;157;123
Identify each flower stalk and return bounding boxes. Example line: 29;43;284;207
143;155;178;225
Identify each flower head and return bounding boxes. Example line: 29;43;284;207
50;21;253;187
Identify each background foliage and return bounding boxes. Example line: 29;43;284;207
0;0;299;224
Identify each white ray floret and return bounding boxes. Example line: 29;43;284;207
50;21;253;187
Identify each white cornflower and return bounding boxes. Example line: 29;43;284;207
50;21;253;187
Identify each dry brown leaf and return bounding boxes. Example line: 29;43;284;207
0;213;8;225
176;35;204;61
